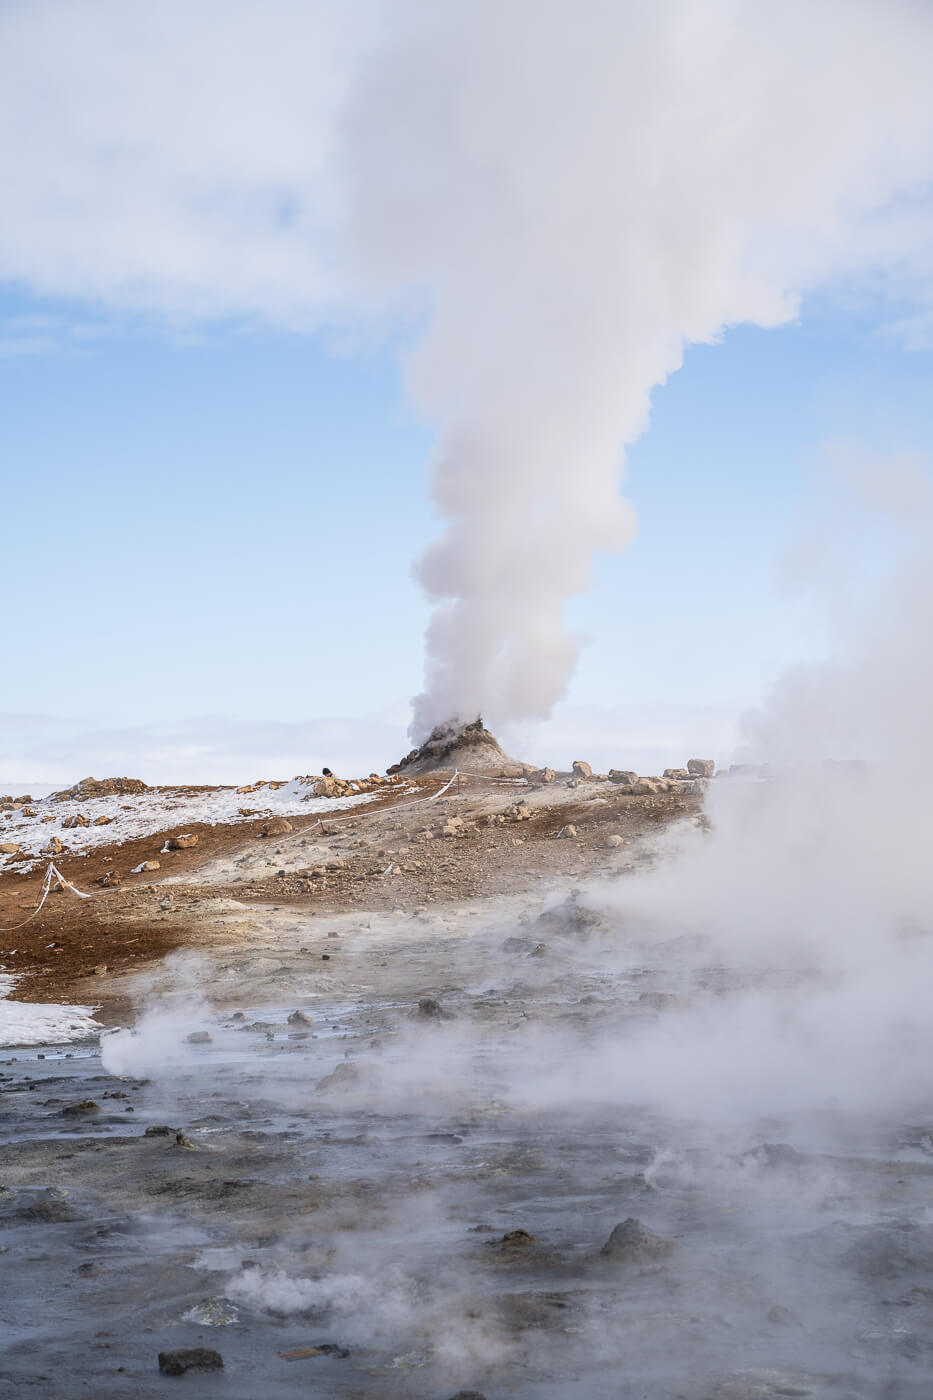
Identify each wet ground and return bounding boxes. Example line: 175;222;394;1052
3;885;933;1398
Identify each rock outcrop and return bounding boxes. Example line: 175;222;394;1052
52;776;149;802
388;717;532;777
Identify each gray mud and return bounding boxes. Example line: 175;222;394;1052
2;891;932;1398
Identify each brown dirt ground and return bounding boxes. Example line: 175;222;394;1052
0;775;701;1015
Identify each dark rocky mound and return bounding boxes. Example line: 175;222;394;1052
52;775;150;802
388;717;533;778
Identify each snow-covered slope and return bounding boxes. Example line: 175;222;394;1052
0;780;378;872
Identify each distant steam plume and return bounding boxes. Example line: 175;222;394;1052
1;2;932;735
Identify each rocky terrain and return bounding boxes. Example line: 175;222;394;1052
3;737;926;1397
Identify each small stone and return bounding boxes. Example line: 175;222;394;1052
415;997;443;1018
158;1348;223;1376
500;1228;536;1247
93;814;115;826
0;842;19;855
287;1010;313;1026
42;836;64;855
557;825;577;839
261;816;293;837
61;1100;100;1116
600;1217;674;1263
604;834;624;848
98;871;121;888
186;1031;212;1044
175;1131;197;1149
63;814;90;829
144;1124;173;1136
168;833;198;849
139;860;160;872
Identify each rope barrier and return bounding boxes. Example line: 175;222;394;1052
0;861;92;935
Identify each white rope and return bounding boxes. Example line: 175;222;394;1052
0;861;92;935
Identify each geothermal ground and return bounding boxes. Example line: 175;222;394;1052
1;764;931;1397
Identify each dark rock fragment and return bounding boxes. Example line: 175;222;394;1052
61;1100;100;1116
158;1347;224;1375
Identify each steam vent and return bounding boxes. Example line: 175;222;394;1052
388;717;533;777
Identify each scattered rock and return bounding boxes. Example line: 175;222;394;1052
600;1217;674;1264
571;760;593;778
557;824;577;839
687;758;715;777
63;814;90;828
61;1100;101;1116
168;833;198;849
604;834;624;848
41;836;64;855
93;814;115;826
98;871;121;888
158;1348;223;1376
261;817;293;837
287;1009;313;1026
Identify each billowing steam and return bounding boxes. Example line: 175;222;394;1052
1;2;933;735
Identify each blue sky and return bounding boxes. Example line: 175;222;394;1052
2;283;931;781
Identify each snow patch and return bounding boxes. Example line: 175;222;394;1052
0;974;101;1048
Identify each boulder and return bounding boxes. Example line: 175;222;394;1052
42;836;64;855
93;814;115;826
532;766;556;784
168;834;198;849
62;814;90;828
261;817;293;837
663;768;690;780
609;770;638;784
557;824;577;839
604;834;624;848
571;760;593;778
21;806;36;817
140;860;160;872
0;842;20;855
687;758;715;778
